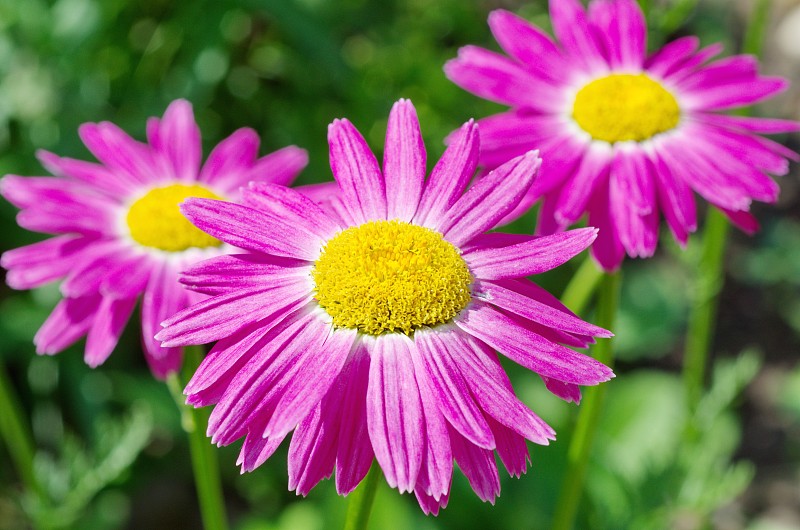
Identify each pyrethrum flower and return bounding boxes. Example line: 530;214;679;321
1;100;307;378
445;0;799;270
156;99;613;513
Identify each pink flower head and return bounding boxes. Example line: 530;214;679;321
445;0;799;271
1;99;308;378
156;99;614;513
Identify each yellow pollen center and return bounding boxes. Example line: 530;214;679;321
312;220;472;336
126;184;223;252
572;73;681;143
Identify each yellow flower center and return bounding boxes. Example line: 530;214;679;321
572;73;681;143
312;220;472;335
126;184;223;252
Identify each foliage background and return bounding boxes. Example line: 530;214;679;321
0;0;798;528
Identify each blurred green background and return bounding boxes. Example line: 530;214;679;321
0;0;799;528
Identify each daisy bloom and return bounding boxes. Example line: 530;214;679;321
445;0;799;270
1;99;308;378
156;99;614;513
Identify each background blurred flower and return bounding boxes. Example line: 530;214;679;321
157;99;613;514
1;99;307;378
445;0;799;271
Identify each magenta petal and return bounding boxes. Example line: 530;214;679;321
609;149;658;257
241;182;339;241
697;114;800;134
411;352;453;502
414;120;478;229
180;253;311;296
34;295;99;355
207;306;324;445
475;279;611;338
444;46;560;110
328;118;387;223
264;326;356;439
78;122;157;185
366;335;424;493
550;0;606;69
84;296;137;367
180;198;323;261
487;10;564;83
415;488;450;516
141;264;187;378
287;401;340;495
36;149;136;196
247;146;309;188
719;207;759;235
541;376;582;404
335;346;375;495
486;415;530;478
465;227;598;279
651;150;697;246
2;235;95;290
238;428;286;473
156;279;310;347
413;330;494;449
645;36;699;75
554;143;612;225
383;99;425;222
588;0;646;69
100;255;152;299
448;425;500;504
198;127;260;186
157;99;202;182
456;301;614;386
447;330;556;444
438;150;541;247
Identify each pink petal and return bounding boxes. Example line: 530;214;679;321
437;150;541;247
335;346;375;495
366;334;424;493
413;329;494;449
550;0;607;71
474;279;611;338
486;415;530;477
444;46;562;110
464;227;598;279
78;122;158;185
246;146;309;188
414;120;478;229
383;99;425;222
156;279;310;347
36;149;136;196
588;0;646;69
180;253;311;296
448;425;500;504
487;9;565;83
141;264;187;377
180;198;324;261
34;295;99;355
198;128;260;187
328;118;386;223
84;296;137;367
455;301;614;385
2;235;96;290
156;99;201;182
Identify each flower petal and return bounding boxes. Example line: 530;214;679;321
328;118;386;223
366;334;424;493
383;99;425;222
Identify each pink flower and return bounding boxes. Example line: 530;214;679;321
445;0;799;270
156;99;613;513
1;99;308;378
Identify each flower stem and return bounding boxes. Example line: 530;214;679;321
343;460;382;530
681;0;770;412
0;360;42;498
169;346;229;530
552;272;621;530
560;254;604;316
682;209;730;410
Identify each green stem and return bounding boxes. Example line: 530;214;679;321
0;360;42;497
681;0;771;412
551;272;621;530
682;209;730;411
169;346;229;530
343;460;382;530
560;254;604;316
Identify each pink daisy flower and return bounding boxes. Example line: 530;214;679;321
156;99;614;513
445;0;799;271
1;99;308;378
